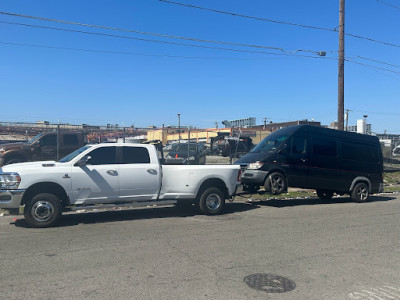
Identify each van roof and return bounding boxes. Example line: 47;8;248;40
289;125;379;143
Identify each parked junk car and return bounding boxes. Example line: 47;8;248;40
164;143;206;165
393;145;400;157
235;125;383;202
0;131;85;166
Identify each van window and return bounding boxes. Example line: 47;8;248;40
292;137;306;154
122;147;150;164
312;137;337;157
341;141;378;162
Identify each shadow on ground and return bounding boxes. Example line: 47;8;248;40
249;195;397;208
13;201;257;228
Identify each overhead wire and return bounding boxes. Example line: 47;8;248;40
0;20;334;60
345;58;400;75
0;11;325;55
376;0;400;10
0;41;325;61
158;0;400;49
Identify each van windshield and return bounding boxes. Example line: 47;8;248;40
251;132;290;153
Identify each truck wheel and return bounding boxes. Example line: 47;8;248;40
24;193;62;228
265;172;287;195
316;190;334;200
351;182;370;203
199;187;225;215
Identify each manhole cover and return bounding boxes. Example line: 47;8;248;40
244;273;296;293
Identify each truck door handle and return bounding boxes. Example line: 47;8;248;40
147;169;158;175
107;170;118;176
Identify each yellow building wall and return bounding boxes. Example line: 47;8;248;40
147;128;271;145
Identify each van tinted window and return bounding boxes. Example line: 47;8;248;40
312;137;337;157
341;141;378;162
292;137;306;154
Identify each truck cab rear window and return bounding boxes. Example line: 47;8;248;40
122;147;150;164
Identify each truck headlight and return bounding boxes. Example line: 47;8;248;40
0;173;21;189
247;162;264;170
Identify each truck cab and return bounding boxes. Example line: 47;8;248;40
0;131;85;166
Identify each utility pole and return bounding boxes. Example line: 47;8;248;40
178;113;181;143
263;118;268;129
337;0;345;131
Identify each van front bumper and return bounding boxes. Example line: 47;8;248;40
0;189;25;209
241;170;268;185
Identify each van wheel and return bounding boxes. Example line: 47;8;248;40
351;183;370;203
198;187;225;215
316;190;334;200
24;193;62;228
265;172;287;195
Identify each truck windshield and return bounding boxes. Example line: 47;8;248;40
27;132;44;144
251;132;289;153
58;145;92;163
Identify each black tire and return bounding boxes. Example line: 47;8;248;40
351;182;370;203
265;172;287;195
24;193;62;228
316;190;334;200
198;187;225;215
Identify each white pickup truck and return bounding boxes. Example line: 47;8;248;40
0;143;241;227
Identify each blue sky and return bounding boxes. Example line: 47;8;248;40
1;0;399;133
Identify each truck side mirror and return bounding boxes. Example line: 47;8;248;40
74;155;91;167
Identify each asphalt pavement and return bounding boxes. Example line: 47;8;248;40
1;193;400;300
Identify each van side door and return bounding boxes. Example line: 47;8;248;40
308;136;342;191
286;135;309;188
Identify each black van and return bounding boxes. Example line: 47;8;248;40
235;125;384;202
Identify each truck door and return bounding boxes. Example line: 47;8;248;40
118;146;161;201
38;134;57;160
70;146;119;204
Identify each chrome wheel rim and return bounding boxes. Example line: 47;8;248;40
205;193;221;211
271;176;284;193
357;186;369;201
31;201;54;222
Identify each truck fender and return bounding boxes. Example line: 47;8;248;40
2;151;27;165
349;177;372;193
21;182;70;207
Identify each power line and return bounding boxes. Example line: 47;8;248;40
0;20;334;60
347;55;400;68
158;0;336;32
0;40;326;61
376;0;400;10
159;0;400;49
345;58;400;75
0;11;325;55
348;108;400;116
